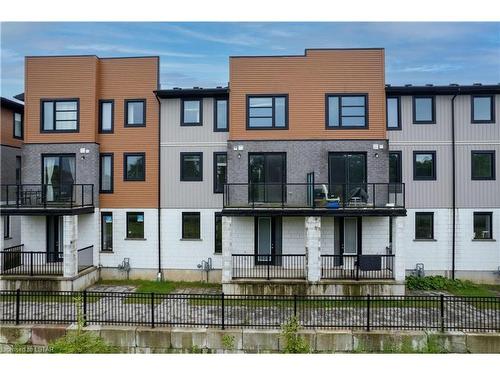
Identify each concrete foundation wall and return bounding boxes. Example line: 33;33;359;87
2;324;499;353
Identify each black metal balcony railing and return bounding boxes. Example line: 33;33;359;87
232;254;306;280
0;245;63;276
77;245;94;272
224;183;405;210
321;254;395;280
0;184;94;210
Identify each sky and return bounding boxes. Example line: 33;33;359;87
1;22;499;99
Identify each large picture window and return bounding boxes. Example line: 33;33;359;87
100;153;114;193
415;212;434;240
123;153;145;181
41;99;79;132
126;212;144;239
326;94;367;128
101;212;113;252
247;95;288;129
180;152;203;181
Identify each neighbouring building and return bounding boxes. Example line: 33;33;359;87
0;48;498;292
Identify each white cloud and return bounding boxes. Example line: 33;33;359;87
65;43;204;58
167;25;262;46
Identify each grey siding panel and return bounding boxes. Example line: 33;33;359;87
161;146;226;208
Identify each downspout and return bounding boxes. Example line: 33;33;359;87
154;77;162;281
451;89;460;280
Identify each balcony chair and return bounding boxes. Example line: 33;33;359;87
320;184;341;208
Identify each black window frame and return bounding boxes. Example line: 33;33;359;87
471;150;496;180
99;99;114;133
15;156;21;185
471;95;495;124
412;96;436;124
13;112;23;139
386;96;401;130
415;212;434;240
473;212;493;240
413;151;437;181
246;94;289;130
123;152;146;182
3;215;10;239
325;93;369;129
124;99;146;127
126;212;144;239
389;151;402;193
181;98;203;126
101;212;113;252
182;212;201;240
213;152;227;194
214;212;222;254
99;153;114;193
180;152;203;182
214;98;229;132
40;98;80;133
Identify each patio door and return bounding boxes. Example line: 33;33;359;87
249;153;286;203
337;217;361;268
255;217;282;265
329;153;367;203
46;216;63;262
42;154;76;202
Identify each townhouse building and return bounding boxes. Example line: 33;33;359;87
0;48;498;292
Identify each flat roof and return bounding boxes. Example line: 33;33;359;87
1;97;24;112
386;84;500;95
155;87;229;99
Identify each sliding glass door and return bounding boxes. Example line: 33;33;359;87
249;153;286;203
42;154;76;202
329;153;367;204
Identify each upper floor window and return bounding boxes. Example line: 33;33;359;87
413;151;436;180
247;95;287;129
125;99;145;127
386;97;400;130
41;99;79;132
214;99;228;131
182;99;202;126
471;95;495;123
389;151;402;193
100;153;114;193
471;151;495;180
213;152;227;193
13;112;23;139
180;152;203;181
99;100;114;133
326;94;367;129
123;153;145;181
413;96;435;124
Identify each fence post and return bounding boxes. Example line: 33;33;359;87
221;292;225;330
15;289;21;325
293;294;297;317
83;290;87;327
366;294;371;332
440;294;444;333
30;252;34;276
151;292;155;329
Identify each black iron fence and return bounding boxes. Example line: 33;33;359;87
0;184;94;209
0;290;498;332
232;254;306;279
321;255;395;280
224;182;405;210
0;247;63;276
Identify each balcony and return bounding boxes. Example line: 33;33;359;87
223;182;405;216
0;184;94;215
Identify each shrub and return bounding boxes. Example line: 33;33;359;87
221;334;236;351
280;316;310;354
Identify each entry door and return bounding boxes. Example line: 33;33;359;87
249;153;286;203
255;217;282;264
46;216;63;262
329;153;367;203
343;217;358;255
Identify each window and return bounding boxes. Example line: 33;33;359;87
99;100;114;133
326;94;367;128
182;212;201;240
473;212;493;240
3;216;10;239
123;153;145;181
182;99;202;126
15;156;21;185
99;154;114;193
389;151;402;192
213;152;227;193
413;96;435;124
126;212;144;239
180;152;203;181
471;151;495;180
215;212;222;254
472;95;494;123
125;100;145;127
415;212;434;240
247;95;288;129
41;99;79;132
413;151;436;180
386;97;400;129
101;212;113;251
214;99;228;131
13;112;23;139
